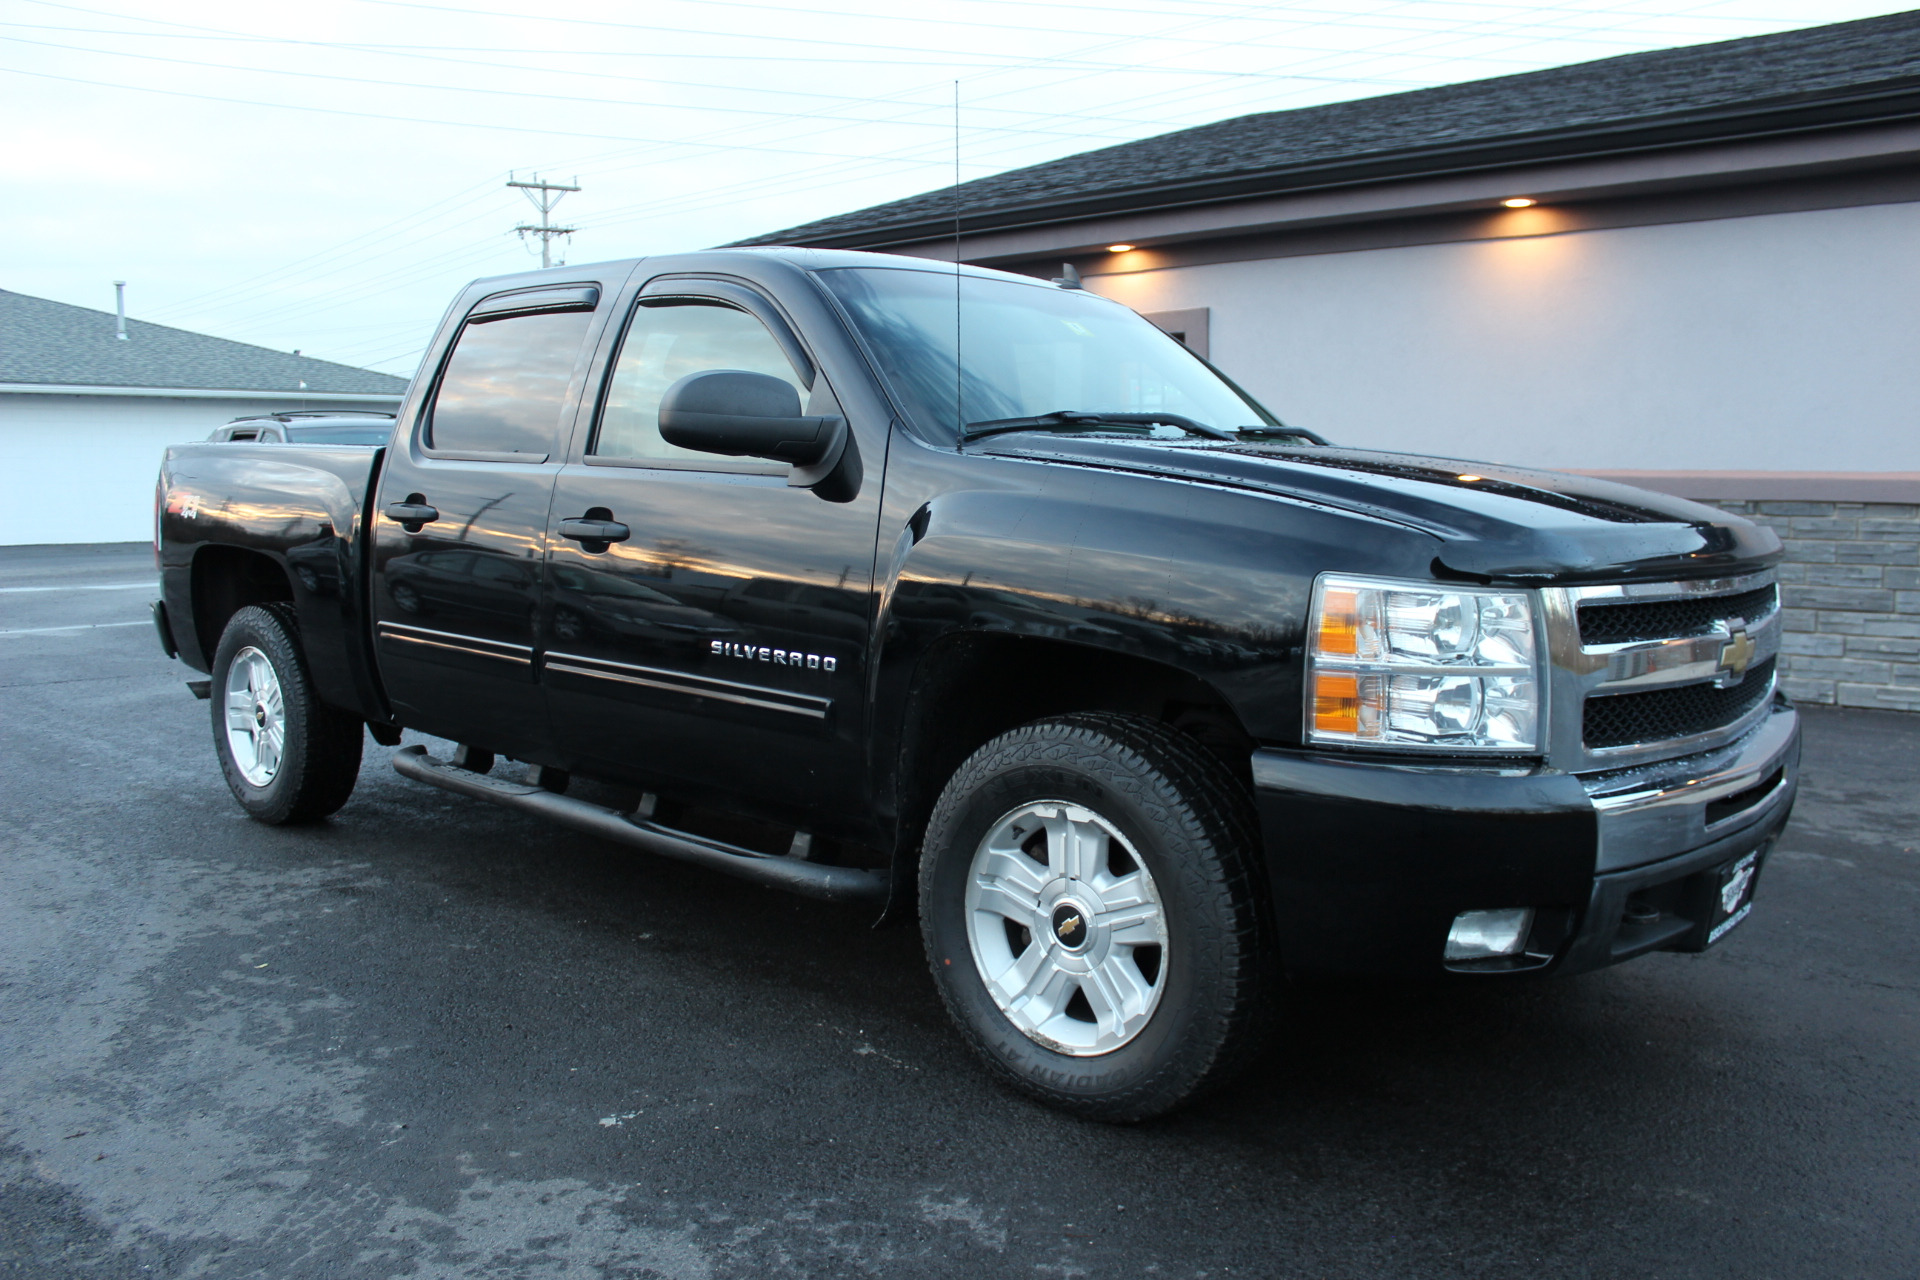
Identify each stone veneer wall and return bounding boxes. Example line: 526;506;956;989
1698;500;1920;713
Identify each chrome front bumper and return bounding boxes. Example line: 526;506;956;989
1584;698;1800;874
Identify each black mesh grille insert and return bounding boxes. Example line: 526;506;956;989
1584;658;1776;749
1578;585;1777;647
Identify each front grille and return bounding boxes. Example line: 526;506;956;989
1583;658;1776;749
1578;585;1777;646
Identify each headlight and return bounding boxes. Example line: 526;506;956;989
1307;573;1539;751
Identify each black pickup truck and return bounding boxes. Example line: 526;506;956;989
153;248;1798;1120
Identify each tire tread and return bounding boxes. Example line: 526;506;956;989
212;603;362;824
920;712;1271;1121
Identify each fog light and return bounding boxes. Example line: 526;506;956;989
1445;908;1535;961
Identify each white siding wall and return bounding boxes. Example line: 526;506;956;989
0;394;389;546
1089;200;1920;473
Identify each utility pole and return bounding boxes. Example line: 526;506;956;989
508;173;580;269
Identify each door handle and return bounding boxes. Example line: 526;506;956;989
384;501;440;531
558;518;632;545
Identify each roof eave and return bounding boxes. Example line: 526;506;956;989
744;79;1920;251
0;384;406;401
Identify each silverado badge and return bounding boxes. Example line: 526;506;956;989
711;640;837;673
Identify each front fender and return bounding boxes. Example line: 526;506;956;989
872;469;1439;754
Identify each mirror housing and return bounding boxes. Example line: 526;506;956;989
658;370;847;484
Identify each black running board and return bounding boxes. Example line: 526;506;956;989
391;745;887;904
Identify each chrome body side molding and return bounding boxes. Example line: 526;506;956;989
375;621;535;667
542;651;833;720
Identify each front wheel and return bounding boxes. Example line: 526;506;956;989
920;712;1271;1122
211;603;363;824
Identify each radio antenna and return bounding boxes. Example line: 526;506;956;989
953;79;963;452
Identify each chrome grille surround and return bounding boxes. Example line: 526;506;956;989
1538;570;1781;773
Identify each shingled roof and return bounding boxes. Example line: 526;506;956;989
737;10;1920;249
0;289;408;395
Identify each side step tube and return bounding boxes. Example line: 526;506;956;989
392;745;887;905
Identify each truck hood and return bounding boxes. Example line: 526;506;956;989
976;435;1781;582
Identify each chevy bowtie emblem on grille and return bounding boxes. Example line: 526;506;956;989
1716;627;1755;679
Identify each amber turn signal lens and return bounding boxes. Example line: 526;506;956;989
1315;588;1359;655
1312;672;1360;735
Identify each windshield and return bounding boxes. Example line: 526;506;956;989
816;267;1277;442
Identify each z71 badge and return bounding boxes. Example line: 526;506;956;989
711;640;837;673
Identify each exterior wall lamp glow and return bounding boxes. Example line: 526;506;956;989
1501;198;1538;208
1106;243;1136;252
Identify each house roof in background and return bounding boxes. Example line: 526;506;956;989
0;289;409;395
736;10;1920;250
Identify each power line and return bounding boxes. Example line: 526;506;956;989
0;63;989;164
0;32;1153;142
144;176;509;320
347;0;1808;55
147;0;1769;328
0;19;1426;125
39;0;1852;368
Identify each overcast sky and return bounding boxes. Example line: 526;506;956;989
6;0;1907;378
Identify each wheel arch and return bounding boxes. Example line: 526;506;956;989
878;630;1257;921
191;545;296;664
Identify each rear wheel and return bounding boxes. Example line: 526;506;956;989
920;712;1270;1122
211;603;363;824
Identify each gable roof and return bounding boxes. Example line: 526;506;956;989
0;289;409;395
737;10;1920;250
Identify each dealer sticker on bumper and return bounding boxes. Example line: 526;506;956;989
1707;850;1762;945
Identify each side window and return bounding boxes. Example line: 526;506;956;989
428;308;594;456
594;299;807;463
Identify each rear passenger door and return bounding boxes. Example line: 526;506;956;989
371;283;609;756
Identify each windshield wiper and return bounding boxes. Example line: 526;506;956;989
1235;425;1328;446
961;410;1235;442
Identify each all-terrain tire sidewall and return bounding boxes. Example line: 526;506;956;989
210;603;361;824
921;714;1267;1122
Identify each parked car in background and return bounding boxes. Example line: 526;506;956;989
208;411;397;445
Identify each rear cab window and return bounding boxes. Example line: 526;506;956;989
426;292;599;458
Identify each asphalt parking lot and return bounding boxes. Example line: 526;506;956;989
2;542;1916;1279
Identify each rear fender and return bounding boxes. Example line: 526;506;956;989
160;443;384;719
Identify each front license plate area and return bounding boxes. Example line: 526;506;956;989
1705;849;1763;946
1656;839;1773;953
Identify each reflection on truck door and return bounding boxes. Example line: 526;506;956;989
541;286;882;825
370;297;596;753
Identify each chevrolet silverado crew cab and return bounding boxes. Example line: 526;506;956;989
153;248;1798;1121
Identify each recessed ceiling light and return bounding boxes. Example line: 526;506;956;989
1457;474;1483;482
1107;243;1136;253
1501;198;1537;208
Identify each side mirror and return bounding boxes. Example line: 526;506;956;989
658;370;846;472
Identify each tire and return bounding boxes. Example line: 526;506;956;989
920;712;1270;1122
211;603;364;824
